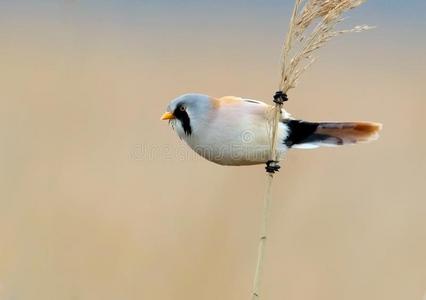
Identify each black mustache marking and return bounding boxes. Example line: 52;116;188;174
174;104;192;135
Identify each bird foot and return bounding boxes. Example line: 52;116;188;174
265;160;281;173
273;91;288;105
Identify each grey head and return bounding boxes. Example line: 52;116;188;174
161;93;212;137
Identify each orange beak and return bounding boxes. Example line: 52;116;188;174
160;112;175;120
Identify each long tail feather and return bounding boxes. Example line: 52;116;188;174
285;120;382;149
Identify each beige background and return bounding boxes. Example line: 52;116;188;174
0;1;425;300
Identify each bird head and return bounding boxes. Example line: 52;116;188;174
161;93;212;138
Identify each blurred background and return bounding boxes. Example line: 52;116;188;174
0;1;425;299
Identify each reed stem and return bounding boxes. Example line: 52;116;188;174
250;1;369;298
251;173;274;300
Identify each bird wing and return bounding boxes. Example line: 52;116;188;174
214;96;291;119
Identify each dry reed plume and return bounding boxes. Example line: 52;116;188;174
279;0;373;93
251;1;372;300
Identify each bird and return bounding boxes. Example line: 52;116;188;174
161;93;382;166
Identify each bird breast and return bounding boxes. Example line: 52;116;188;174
182;103;289;166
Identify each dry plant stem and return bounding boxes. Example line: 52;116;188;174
251;173;274;300
271;104;283;162
250;1;370;299
251;102;283;300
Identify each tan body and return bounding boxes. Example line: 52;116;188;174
181;96;290;165
162;94;382;166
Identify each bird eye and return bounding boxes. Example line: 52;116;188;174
179;106;186;111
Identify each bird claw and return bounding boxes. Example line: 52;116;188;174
265;160;281;173
273;91;288;105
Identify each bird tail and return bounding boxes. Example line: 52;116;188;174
285;120;382;149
